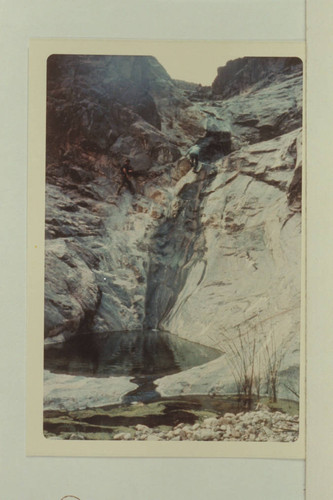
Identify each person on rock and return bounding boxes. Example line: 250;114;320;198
186;144;200;172
117;158;135;195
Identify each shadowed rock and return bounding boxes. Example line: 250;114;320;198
212;56;302;99
44;55;303;401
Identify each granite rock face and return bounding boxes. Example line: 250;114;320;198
44;55;303;400
212;56;302;99
44;370;137;410
46;54;180;172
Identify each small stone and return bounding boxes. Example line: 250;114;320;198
194;429;217;441
203;417;219;428
135;424;151;433
113;432;127;440
252;414;263;424
179;429;187;440
262;426;273;437
69;433;85;440
285;435;295;442
259;434;268;442
147;434;161;441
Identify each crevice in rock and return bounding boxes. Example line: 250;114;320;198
197;131;232;162
78;287;103;334
287;164;302;211
240;171;288;192
143;170;215;330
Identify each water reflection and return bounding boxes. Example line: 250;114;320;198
44;330;221;379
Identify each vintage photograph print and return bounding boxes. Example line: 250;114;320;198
42;50;303;444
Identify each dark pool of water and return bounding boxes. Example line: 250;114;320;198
44;329;221;380
43;331;299;438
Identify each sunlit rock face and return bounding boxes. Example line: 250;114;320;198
44;55;302;400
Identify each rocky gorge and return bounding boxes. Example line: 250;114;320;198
44;54;303;439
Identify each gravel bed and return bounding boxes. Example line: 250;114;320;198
112;406;299;442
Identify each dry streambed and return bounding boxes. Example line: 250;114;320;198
44;401;299;442
114;407;299;442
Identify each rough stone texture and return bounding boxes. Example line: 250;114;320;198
44;55;303;402
45;55;182;339
127;407;299;442
156;130;302;399
46;54;181;176
212;56;302;99
44;370;137;411
44;236;101;341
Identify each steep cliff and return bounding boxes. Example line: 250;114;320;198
44;55;303;400
212;56;302;99
45;55;182;340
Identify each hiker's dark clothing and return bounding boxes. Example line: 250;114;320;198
187;145;200;171
190;153;199;169
117;162;135;195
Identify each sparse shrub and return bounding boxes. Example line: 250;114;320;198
220;319;295;405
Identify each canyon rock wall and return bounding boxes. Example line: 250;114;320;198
44;55;303;400
212;56;302;99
